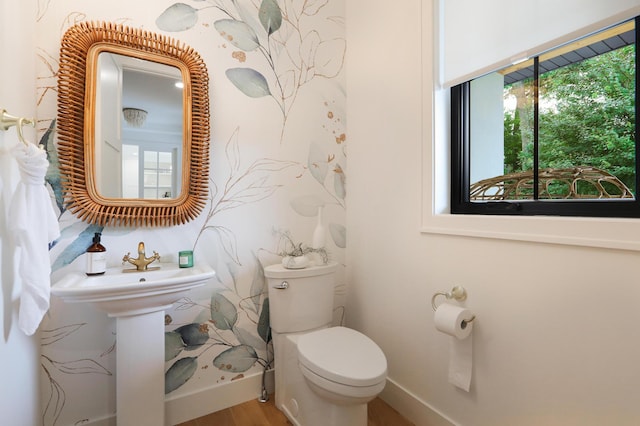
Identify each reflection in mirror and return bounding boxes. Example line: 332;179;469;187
95;52;184;199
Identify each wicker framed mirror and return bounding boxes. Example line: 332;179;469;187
57;21;210;226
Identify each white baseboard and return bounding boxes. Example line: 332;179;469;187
166;369;275;425
74;372;452;426
77;414;115;426
379;377;456;426
79;369;275;426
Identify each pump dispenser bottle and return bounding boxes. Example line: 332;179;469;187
86;232;106;276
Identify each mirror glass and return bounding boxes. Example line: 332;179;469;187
94;52;184;199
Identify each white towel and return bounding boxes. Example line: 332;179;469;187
9;142;60;336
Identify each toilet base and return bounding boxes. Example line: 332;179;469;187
279;398;367;426
273;332;373;426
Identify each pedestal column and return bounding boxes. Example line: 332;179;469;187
114;308;168;426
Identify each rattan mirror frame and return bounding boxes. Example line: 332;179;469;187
57;21;210;226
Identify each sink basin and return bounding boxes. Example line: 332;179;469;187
52;262;215;426
52;263;215;316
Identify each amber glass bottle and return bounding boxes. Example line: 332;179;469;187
86;232;106;276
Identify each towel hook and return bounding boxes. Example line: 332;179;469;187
1;109;36;147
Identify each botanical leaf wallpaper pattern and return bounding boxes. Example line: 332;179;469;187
41;323;113;425
226;68;273;98
36;0;345;424
157;0;346;141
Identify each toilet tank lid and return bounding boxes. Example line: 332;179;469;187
297;326;387;387
264;262;338;279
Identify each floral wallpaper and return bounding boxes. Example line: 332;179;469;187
35;0;346;424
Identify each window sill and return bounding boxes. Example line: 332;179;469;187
420;212;640;251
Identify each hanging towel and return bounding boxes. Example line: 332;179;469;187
9;142;60;336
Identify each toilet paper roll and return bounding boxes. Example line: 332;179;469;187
434;302;474;340
434;303;474;392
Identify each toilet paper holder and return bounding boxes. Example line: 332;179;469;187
432;286;476;324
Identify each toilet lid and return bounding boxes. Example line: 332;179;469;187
297;327;387;387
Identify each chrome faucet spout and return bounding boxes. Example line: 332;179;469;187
122;241;161;271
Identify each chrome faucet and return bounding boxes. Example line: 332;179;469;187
122;242;161;271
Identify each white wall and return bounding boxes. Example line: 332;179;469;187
346;1;640;425
0;1;41;425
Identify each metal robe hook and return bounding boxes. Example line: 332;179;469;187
0;109;36;147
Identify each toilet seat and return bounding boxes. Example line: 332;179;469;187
297;327;387;387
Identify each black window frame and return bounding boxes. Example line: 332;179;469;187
451;17;640;218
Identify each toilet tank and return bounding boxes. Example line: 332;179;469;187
264;262;338;334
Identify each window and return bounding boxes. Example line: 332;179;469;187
451;17;639;217
143;150;175;199
121;145;179;199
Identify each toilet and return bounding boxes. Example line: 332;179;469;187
264;262;387;426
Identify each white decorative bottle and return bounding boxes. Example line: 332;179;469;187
312;205;325;249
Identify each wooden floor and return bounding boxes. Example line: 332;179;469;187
177;396;414;426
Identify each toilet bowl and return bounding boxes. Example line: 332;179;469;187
298;326;387;404
264;263;387;426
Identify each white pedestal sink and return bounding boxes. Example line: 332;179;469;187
52;263;215;426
